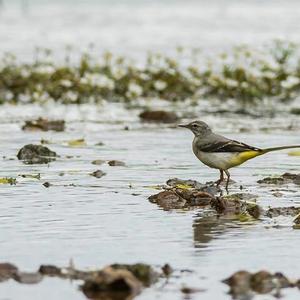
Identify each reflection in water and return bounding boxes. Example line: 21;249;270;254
193;213;238;248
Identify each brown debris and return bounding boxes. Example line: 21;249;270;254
139;110;179;123
22;118;65;132
17;144;57;164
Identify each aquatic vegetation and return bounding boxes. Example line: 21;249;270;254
1;41;300;106
0;177;17;185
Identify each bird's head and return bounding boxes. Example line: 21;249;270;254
179;120;212;137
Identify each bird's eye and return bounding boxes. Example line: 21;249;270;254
192;124;197;128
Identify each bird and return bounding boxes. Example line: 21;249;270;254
179;120;300;192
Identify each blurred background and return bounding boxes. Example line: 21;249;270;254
1;0;300;60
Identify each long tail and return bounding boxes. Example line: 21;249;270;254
262;145;300;154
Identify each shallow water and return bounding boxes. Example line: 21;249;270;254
1;0;300;60
0;104;299;299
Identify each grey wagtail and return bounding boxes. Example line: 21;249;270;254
179;121;300;192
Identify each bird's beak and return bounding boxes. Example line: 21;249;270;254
178;124;189;128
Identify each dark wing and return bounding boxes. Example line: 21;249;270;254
199;139;261;153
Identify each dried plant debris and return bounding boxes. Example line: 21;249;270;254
223;270;296;297
0;177;17;185
0;262;160;300
139;110;179;123
22;118;65;132
17;144;57;164
257;173;300;185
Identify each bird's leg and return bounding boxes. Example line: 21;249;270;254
215;170;224;186
224;170;230;194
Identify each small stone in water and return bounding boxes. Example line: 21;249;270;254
90;170;106;178
43;182;51;188
139;110;179;123
108;160;126;166
91;159;105;165
17;144;56;164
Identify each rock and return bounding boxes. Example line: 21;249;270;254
149;190;187;210
223;270;252;296
22;118;65;132
110;264;158;287
257;173;300;185
181;286;205;294
43;182;51;188
166;178;220;196
223;270;293;297
90;170;106;178
39;265;62;277
139;110;179;123
108;160;126;167
0;263;18;282
211;193;261;219
13;272;43;284
161;264;173;277
91;159;106;165
17;144;57;164
166;178;205;190
81;266;143;300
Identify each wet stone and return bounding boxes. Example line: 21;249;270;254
139;110;179;123
223;270;293;297
22;118;65;132
39;265;62;277
108;160;126;166
17;144;57;164
211;193;261;219
148;190;187;210
90;170;106;178
110;263;158;287
91;159;106;165
257;173;300;185
81;266;143;300
0;263;18;282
